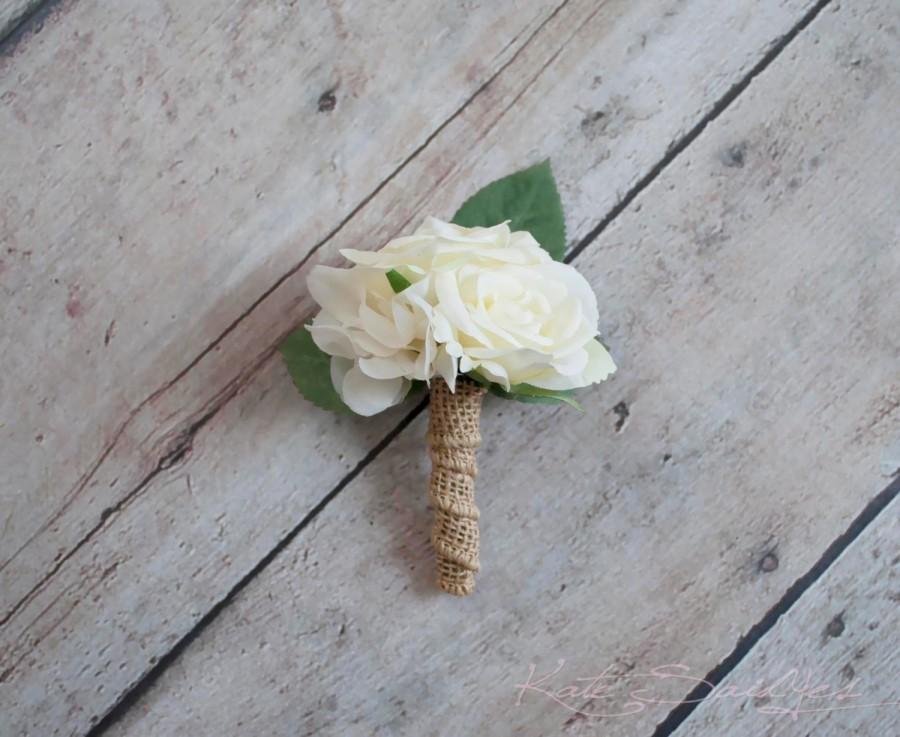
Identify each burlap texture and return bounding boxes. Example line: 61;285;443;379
427;377;486;596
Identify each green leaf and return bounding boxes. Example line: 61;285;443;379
279;328;352;414
496;382;583;411
407;379;427;397
467;372;582;410
385;268;412;293
451;159;566;261
465;371;492;388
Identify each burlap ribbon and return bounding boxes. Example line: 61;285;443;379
427;377;486;596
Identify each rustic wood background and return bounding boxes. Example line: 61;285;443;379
1;1;897;735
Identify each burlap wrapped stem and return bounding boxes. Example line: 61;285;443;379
426;377;487;596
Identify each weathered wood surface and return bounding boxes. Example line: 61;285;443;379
673;493;899;736
0;0;560;622
88;1;899;735
0;0;836;734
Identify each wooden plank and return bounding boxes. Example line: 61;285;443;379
80;0;900;735
672;494;899;737
0;0;560;624
0;0;851;734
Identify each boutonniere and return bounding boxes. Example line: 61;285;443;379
281;161;616;595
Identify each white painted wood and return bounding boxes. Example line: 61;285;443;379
3;0;884;734
672;494;899;737
0;0;561;622
0;0;822;633
73;1;898;735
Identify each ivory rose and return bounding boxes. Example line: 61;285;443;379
307;217;615;415
306;267;454;416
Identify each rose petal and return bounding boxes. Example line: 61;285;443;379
358;353;415;380
582;338;617;383
308;316;358;359
340;365;408;416
307;265;365;325
420;217;509;245
552;347;589;377
475;359;510;391
435;272;490;344
330;356;353;396
345;328;395;358
527;339;615;390
543;262;599;328
434;346;458;392
523;369;580;391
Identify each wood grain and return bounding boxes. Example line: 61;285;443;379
79;0;898;735
0;0;560;623
0;1;833;735
672;493;898;736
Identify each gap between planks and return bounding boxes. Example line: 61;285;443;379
0;0;573;630
77;2;875;734
651;474;900;737
0;0;52;50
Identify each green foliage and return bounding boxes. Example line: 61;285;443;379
386;269;411;293
451;159;566;261
467;372;582;410
279;328;352;414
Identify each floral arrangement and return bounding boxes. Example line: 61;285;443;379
281;161;616;595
